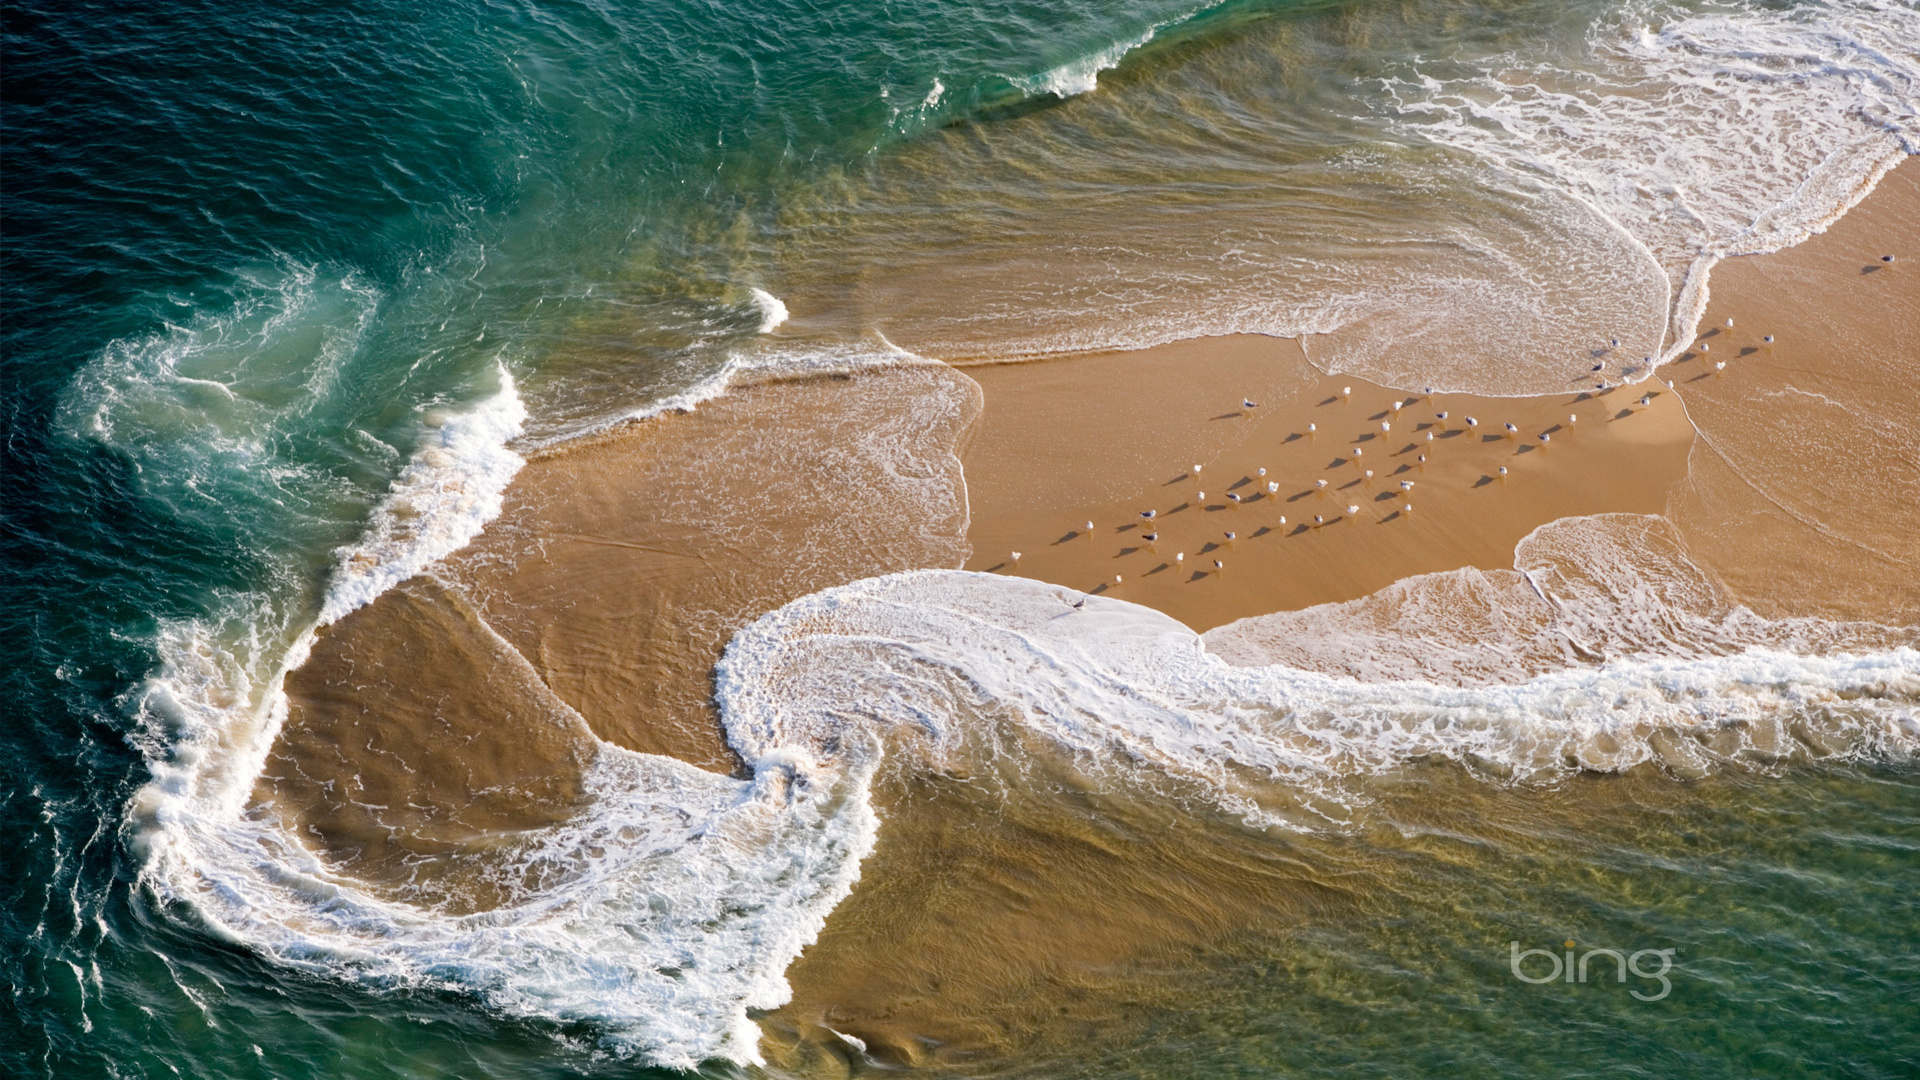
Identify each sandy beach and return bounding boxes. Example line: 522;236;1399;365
257;156;1918;1065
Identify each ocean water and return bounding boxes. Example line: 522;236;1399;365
5;0;1919;1076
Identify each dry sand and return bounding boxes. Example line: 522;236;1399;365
960;337;1693;631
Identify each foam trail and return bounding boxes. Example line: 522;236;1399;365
1017;25;1161;98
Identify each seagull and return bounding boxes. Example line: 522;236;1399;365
1316;479;1329;490
1364;469;1374;480
1381;421;1392;433
1073;597;1086;608
1193;464;1204;476
1352;448;1364;458
1213;559;1224;570
1342;386;1352;398
1224;531;1236;541
1417;454;1426;464
1763;335;1775;343
1425;431;1434;442
1347;504;1360;516
1610;337;1620;348
1715;361;1726;371
1568;413;1577;426
1313;514;1324;525
1307;422;1318;434
1141;509;1157;520
1113;575;1122;585
1143;532;1158;541
1244;399;1258;409
1498;466;1508;477
1257;467;1268;477
1503;422;1518;435
1392;401;1404;413
1267;481;1279;493
1700;342;1710;352
1176;552;1186;563
1399;480;1414;491
1227;492;1242;503
1197;491;1206;502
1277;515;1287;526
1539;432;1551;444
1084;520;1095;532
1466;417;1479;430
1011;551;1022;563
1883;254;1896;263
1639;395;1651;407
1725;317;1734;327
1436;411;1449;422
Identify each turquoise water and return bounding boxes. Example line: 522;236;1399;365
5;0;1919;1075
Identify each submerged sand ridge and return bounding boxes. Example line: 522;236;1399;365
249;163;1919;1065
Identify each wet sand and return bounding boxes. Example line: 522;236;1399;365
259;157;1917;1065
1664;160;1920;625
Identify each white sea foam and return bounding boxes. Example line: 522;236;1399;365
1016;25;1161;99
1378;0;1920;373
318;364;526;625
748;287;790;334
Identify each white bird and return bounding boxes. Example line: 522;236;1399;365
1307;422;1318;434
1342;386;1352;397
1503;422;1518;435
1392;401;1404;413
1193;464;1204;475
1011;551;1022;563
1244;399;1258;409
1539;432;1551;444
1568;413;1577;426
1417;454;1427;464
1725;317;1735;327
1611;337;1621;348
1364;469;1374;480
1715;361;1726;371
1115;575;1123;584
1197;491;1206;502
1141;509;1157;520
1883;254;1896;263
1316;479;1329;490
1381;421;1392;433
1347;504;1360;516
1763;335;1775;343
1352;448;1364;458
1225;530;1237;540
1436;411;1449;422
1143;532;1158;541
1213;559;1224;570
1313;515;1324;525
1227;492;1242;503
1278;515;1287;526
1176;552;1185;563
1267;481;1279;493
1466;417;1479;429
1639;395;1651;407
1700;342;1710;352
1085;520;1095;532
1257;467;1267;477
1400;480;1414;491
1498;466;1508;476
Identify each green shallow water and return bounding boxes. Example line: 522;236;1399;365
5;0;1919;1075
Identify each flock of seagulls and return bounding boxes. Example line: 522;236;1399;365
999;314;1782;596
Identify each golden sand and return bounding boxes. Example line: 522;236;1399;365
261;156;1916;1066
960;337;1694;631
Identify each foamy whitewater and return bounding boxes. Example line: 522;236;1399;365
109;0;1920;1071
